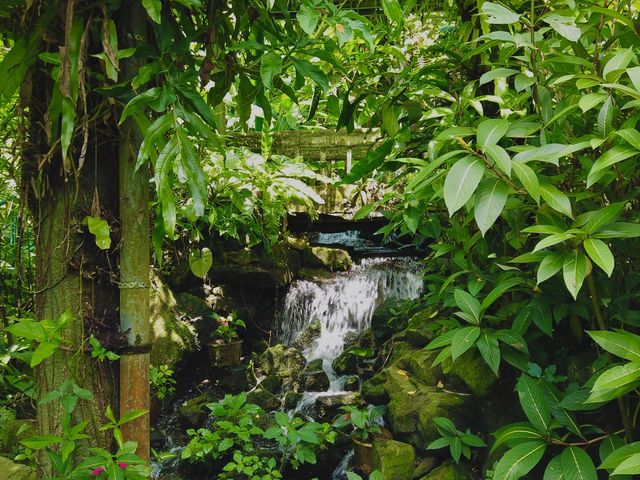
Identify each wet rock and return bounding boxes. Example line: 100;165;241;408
332;351;359;375
402;308;440;347
388;386;470;448
297;268;334;281
150;274;198;370
291;321;321;351
0;456;35;480
303;246;352;271
343;375;360;391
344;328;375;353
178;393;214;428
413;457;439;478
372;439;416;480
246;388;280;411
260;375;283;394
257;345;307;392
418;461;473;480
284;392;303;410
314;392;360;422
371;299;408;343
441;350;497;397
215;364;254;393
301;368;330;392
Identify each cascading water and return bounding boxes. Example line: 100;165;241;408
277;256;424;412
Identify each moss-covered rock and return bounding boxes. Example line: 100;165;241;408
246;388;280;410
388;386;470;448
0;456;35;480
314;392;359;422
394;349;441;387
283;392;303;409
291;321;321;351
402;308;440;347
150;273;198;370
343;375;360;391
441;350;497;397
372;439;416;480
332;351;359;375
257;344;307;391
178;393;214;428
418;461;473;480
371;299;407;343
303;246;352;271
300;364;330;392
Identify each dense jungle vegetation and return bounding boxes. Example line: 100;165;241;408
1;0;640;479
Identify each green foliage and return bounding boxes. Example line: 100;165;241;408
332;404;386;442
211;312;246;344
182;392;334;478
88;335;119;362
426;417;485;463
149;365;176;401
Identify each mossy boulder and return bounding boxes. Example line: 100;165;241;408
291;321;321;351
388;386;470;448
0;456;35;480
178;393;214;428
246;388;280;410
301;361;330;391
303;246;352;271
394;349;441;386
371;299;407;343
215;364;255;393
332;351;359;375
343;375;360;391
150;273;198;370
402;308;440;347
314;392;359;422
419;461;473;480
257;345;307;392
441;350;497;397
372;439;416;480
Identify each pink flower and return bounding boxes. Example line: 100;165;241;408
91;466;105;476
117;462;128;469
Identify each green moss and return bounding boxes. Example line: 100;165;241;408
372;439;416;480
418;461;473;480
441;350;497;397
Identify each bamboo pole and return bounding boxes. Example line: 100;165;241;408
118;2;150;461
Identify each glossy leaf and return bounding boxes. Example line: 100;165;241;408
474;178;509;236
443;156;485;216
583;238;614;276
563;249;587;300
493;441;546;480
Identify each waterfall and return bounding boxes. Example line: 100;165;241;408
278;257;424;394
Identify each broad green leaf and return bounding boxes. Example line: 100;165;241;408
477;331;500;375
516;375;551;433
491;423;543;453
292;59;328;91
6;320;46;342
483;144;511;176
587;330;640;362
382;104;401;137
544;14;581;42
513;142;589;166
533;233;575;253
603;49;634;81
454;289;481;323
597;96;614;136
544;455;564;480
601;442;640;470
537;252;563;284
297;3;320;34
479;68;519;86
561;446;597;480
120;87;162;125
563;249;587;300
260;52;283;89
177;130;208;216
481;2;521;24
583;238;614;276
142;0;162;23
21;434;63;449
594;222;640;238
540;182;572;218
582;203;625;234
542;382;581;436
523;225;565;234
189;248;213;278
451;326;481;361
481;278;521;311
31;342;58;367
443;156;485;216
86;216;111;250
474;178;509;236
493;441;546;480
579;92;607;113
477;119;509;146
592;362;640;392
628;66;640;91
382;0;403;24
612;453;640;475
587;146;639;187
512;161;539;203
615;129;640;150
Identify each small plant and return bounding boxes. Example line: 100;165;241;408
426;417;485;463
333;405;386;442
89;335;120;361
211;312;246;344
347;471;383;480
150;365;176;400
